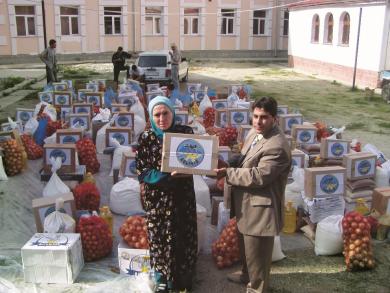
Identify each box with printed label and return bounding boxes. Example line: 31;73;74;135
146;83;160;92
106;127;132;147
16;108;34;124
43;144;77;173
146;91;164;104
85;83;99;92
212;99;228;110
174;111;189;126
56;129;83;144
84;92;104;107
120;151;137;177
342;152;377;180
69;114;91;131
215;109;228;127
227;108;250;127
291;124;317;145
73;103;93;118
237;125;252;142
278;114;303;133
320;138;351;160
39;92;53;104
304;166;346;199
371;187;390;215
77;89;92;102
291;149;306;169
111;103;129;113
53;92;72;107
277;105;288;115
118;240;151;276
114;112;135;130
52;82;68;91
1;121;23;132
21;233;84;284
118;93;138;106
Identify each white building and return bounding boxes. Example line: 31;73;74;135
288;0;390;88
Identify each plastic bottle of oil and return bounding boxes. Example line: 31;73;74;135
283;201;297;234
82;172;96;185
355;198;369;215
99;206;113;234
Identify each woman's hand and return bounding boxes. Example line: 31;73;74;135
170;171;192;178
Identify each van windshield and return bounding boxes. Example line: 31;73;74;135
138;56;167;67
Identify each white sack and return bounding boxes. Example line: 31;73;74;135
43;132;57;144
193;175;211;216
217;202;230;234
199;94;212;116
0;156;8;181
134;114;147;141
110;138;132;176
272;236;286;262
96;122;110;154
109;177;144;215
43;157;71;197
34;102;57;121
196;203;207;254
93;108;111;122
315;215;343;256
375;166;390;187
44;197;75;233
129;97;146;121
23;117;39;135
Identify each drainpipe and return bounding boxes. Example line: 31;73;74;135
132;0;136;52
41;0;47;48
352;7;363;89
274;0;279;57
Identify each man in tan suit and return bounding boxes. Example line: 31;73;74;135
215;97;291;293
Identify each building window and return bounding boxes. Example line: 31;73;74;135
253;10;266;35
221;9;235;35
324;13;333;44
60;6;79;35
104;7;121;35
311;14;320;43
282;10;289;36
184;8;199;35
340;12;350;45
145;7;162;35
15;6;36;36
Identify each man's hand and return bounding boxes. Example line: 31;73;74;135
171;170;192;178
213;168;227;179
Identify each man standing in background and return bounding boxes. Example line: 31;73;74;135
169;43;181;90
112;46;132;84
39;39;58;84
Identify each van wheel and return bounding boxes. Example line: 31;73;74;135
181;69;189;82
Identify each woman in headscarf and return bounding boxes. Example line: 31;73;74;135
136;96;197;292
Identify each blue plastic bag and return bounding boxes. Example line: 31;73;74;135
104;87;116;107
43;84;54;92
33;117;49;146
178;93;193;108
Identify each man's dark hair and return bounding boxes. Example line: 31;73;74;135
131;64;137;70
252;96;278;117
117;46;123;51
49;39;56;46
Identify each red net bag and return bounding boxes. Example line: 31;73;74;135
73;182;100;211
20;134;43;160
119;216;149;249
76;138;100;174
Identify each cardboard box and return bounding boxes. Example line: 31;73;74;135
85;82;99;92
292;149;306;169
111;103;129;113
278;113;303;133
174;110;189;126
21;233;84;284
228;84;249;100
61;79;73;89
106;127;132;147
212;99;228;110
118;92;138;106
60;107;72;121
118;240;151;276
342;152;377;181
371;187;390;215
1;121;23;132
43;144;77;173
304;166;346;199
218;146;232;162
215;109;228;127
15;108;34;124
146;83;160;92
187;83;202;94
224;180;232;209
277;105;288;115
227;108;250;126
69;113;91;131
211;196;224;225
77;89;92;102
114;112;135;130
120;151;137;177
52;82;68;91
56;129;83;144
285;135;293;150
237;125;252;142
39;92;53;104
32;192;77;233
85;92;104;107
291;124;317;145
161;133;219;176
53;92;72;107
320;138;351;159
73;103;93;118
302;195;345;223
146;91;163;104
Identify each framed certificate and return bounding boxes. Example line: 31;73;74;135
161;133;218;176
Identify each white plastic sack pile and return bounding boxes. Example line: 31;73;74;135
375;166;390;187
196;203;207;254
23;117;39;135
43;132;57;144
272;236;286;262
189;119;206;135
43;157;71;197
227;93;239;108
285;167;305;209
110;138;132;176
0;156;8;181
34;102;57;121
193;175;211;216
44;197;75;233
96;122;111;154
314;215;343;256
199;94;212;115
109;177;144;215
217;202;230;234
92;108;111;122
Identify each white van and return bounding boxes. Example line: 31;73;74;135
135;50;189;84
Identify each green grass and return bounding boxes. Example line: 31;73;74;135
377;122;390;128
0;77;25;91
61;66;100;79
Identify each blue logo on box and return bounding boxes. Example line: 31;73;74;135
233;112;245;124
63;135;76;143
41;93;51;102
57;95;67;105
331;142;345;156
125;254;150;276
175;116;183;125
88;96;99;104
56;84;66;91
288;118;299;129
357;160;371;175
128;160;137;174
113;133;126;145
77;107;88;113
117;116;130;127
20;112;30;122
320;174;339;194
176;139;205;168
50;149;67;163
215;102;225;109
299;130;312;143
73;118;85;127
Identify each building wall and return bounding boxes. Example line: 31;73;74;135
0;0;290;55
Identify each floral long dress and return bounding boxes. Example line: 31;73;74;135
135;125;197;289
